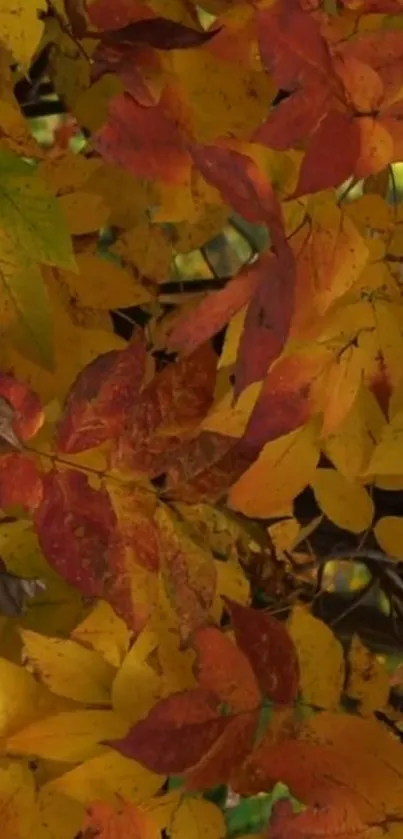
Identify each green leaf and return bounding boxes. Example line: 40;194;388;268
0;150;75;270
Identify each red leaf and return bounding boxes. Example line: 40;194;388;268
254;84;330;150
223;599;300;705
88;0;153;29
234;249;295;396
91;43;161;107
165;434;258;502
0;453;43;512
95;91;190;183
243;347;331;448
33;469;135;627
256;3;333;89
292;110;360;198
185;711;258;791
113;344;217;476
193;625;261;712
56;336;147;454
100;18;220;50
107;688;230;773
189;143;284;237
0;373;43;441
166;259;264;356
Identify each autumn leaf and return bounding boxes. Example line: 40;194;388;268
98;18;220;50
56;334;147;453
81;799;160;839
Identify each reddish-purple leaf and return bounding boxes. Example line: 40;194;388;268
292;110;361;198
223;599;300;705
0;453;43;512
165;433;258;502
113;344;217;476
99;18;220;50
56;336;147;454
33;469;138;628
189;143;284;239
107;688;230;773
95;91;190;183
0;373;43;441
166;258;267;357
234;249;295;396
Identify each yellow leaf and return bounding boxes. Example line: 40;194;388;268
84;163;158;229
323;384;384;479
202;381;263;438
346;635;389;716
213;556;250;616
374;516;403;560
144;791;182;832
35;787;84;839
0;758;38;839
112;629;162;725
6;710;128;762
0;519;84;636
167;48;273;143
0;228;53;368
170;798;226;839
71;602;132;669
6;280;125;404
218;306;247;370
373;301;403;387
0;658;66;738
312;468;374;533
45;750;163;806
365;409;403;476
321;346;363;437
38;151;102;196
20;629;116;705
229;422;320;518
61;253;153;310
114;223;173;283
287;606;345;709
58;191;109;235
0;0;46;66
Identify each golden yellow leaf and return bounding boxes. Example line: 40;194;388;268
71;602;132;670
39;151;102;197
144;790;183;832
218;306;247;370
374;516;403;560
114;223;173;284
0;518;84;636
45;750;163;806
170;798;226;839
312;468;374;533
0;0;46;66
61;253;153;310
0;758;39;838
20;629;116;705
112;628;162;725
229;422;320;518
346;635;390;716
166;48;273;143
287;606;345;709
202;381;263;438
6;279;125;403
84;163;158;229
365;409;403;476
321;346;364;437
323;384;384;479
6;710;128;762
58;191;110;235
373;301;403;388
34;787;84;839
0;658;66;739
213;556;250;619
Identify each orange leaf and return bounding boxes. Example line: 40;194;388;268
82;800;159;839
193;625;261;713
